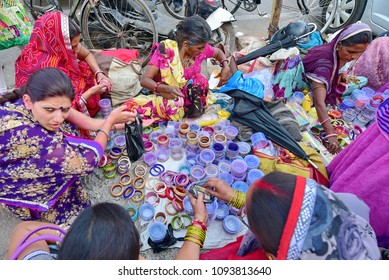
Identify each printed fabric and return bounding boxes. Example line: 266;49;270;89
0;99;103;226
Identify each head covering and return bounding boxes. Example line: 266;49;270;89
350;36;389;91
277;176;380;259
15;12;97;115
302;23;371;105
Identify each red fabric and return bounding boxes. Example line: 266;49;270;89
15;12;99;117
100;49;139;63
200;235;268;260
276;176;306;260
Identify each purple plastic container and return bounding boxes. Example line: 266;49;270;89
223;215;241;234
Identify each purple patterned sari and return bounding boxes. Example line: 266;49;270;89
0;99;103;225
302;23;371;105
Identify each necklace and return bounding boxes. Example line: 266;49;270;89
181;55;194;68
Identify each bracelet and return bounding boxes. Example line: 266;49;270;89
319;117;331;126
172;198;184;212
145;177;160;190
116;163;128;175
123;185;135;199
134;163;148;177
154;182;167;197
80;96;87;104
133;176;145;190
110;184;124;197
192;220;208;231
131;189;145;202
96;128;110;140
165;186;175;200
98;155;108;168
171;215;184;231
324;133;338;139
173;186;187;200
165;201;178;215
145;191;160;206
119;174;133;186
153;82;162;93
127;206;138;222
153;212;167;224
219;58;229;67
94;70;105;80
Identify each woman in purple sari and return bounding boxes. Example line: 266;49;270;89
0;68;136;226
302;23;372;154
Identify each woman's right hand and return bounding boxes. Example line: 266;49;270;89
203;178;234;203
188;193;208;225
89;83;108;95
159;85;184;100
107;106;137;125
326;135;340;154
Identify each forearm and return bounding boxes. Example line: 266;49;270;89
213;48;229;68
66;108;104;131
78;46;101;74
176;240;201;260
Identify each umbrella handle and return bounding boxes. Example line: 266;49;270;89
307;158;319;170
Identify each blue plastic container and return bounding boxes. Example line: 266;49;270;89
148;222;167;243
223;215;242;234
139;203;155;221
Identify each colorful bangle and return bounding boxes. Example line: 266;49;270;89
145;177;160;190
149;164;165;176
153;82;162;93
179;122;190;136
94;70;105;80
173;186;187;200
175;174;189;187
118;156;131;169
127;206;138;222
119;173;132;186
160;170;177;185
134;163;148;177
165;186;175;200
123;185;135;199
172;198;184;212
165;201;178;216
116;163;128;175
171;214;184;231
319;117;331;126
153;212;167;224
186;131;198;146
110;184;124;197
157;134;169;148
324;133;338;139
180;214;192;229
131;189;145;202
192;220;208;231
133;176;145;190
103;168;116;179
98;155;108;168
145;191;160;206
154;182;167;197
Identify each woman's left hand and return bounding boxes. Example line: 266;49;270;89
96;72;113;92
188;192;208;225
217;65;232;87
107;106;137;125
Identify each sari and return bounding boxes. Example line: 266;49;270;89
350;36;389;91
201;176;380;260
0;99;103;226
328;98;389;248
125;39;214;123
15;12;100;118
302;23;371;105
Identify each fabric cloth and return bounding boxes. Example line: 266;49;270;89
302;23;371;105
0;99;103;226
14;12;100;118
124;39;214;123
23;250;55;260
328;98;389;248
350;36;389;91
236;176;380;260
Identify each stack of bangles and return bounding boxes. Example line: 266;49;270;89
109;147;122;160
149;164;165;176
117;156;131;174
134;163;148;177
228;190;246;210
171;214;192;230
103;163;116;179
160;170;178;185
126;206;138;222
184;220;207;248
145;191;160;206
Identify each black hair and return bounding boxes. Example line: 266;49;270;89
341;31;372;46
0;68;74;105
58;202;140;260
246;172;296;257
68;16;81;39
168;15;212;47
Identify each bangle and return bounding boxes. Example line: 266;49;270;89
145;177;160;190
120;174;133;186
171;215;184;231
192;220;208;231
94;70;105;80
127;206;138;222
172;198;184;212
131;189;145;202
165;186;175;200
123;185;135;199
80;96;87;104
98;155;108;168
153;212;167;224
145;191;160;206
110;184;124;197
134;163;148;177
219;58;229;67
165;201;178;215
96;128;110;140
133;176;145;190
319;117;331;126
324;133;338;139
154;182;167;197
153;82;162;93
173;186;187;200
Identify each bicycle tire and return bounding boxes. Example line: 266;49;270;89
325;0;367;33
81;0;158;68
221;0;242;14
280;0;339;34
162;0;186;20
23;0;62;20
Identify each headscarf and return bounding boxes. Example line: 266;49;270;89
302;23;371;105
15;12;97;116
350;36;389;91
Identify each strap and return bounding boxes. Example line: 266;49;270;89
9;225;66;260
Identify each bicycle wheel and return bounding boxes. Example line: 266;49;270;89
280;0;338;34
161;0;187;19
23;0;62;20
325;0;367;33
81;0;158;67
220;0;242;14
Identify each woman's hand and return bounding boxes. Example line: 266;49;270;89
107;106;137;125
159;85;184;100
188;193;208;225
326;135;340;154
96;72;113;92
203;178;234;203
217;65;232;87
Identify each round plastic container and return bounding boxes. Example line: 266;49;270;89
350;89;366;101
237;142;251;157
216;203;230;220
247;169;265;186
148;222;167;243
225;125;239;140
225;142;239;159
223;215;241;234
206;199;218;221
139;203;155;221
244;154;261;170
231;159;248;177
251;132;268;150
218;172;234;186
291;91;305;105
361;87;375;98
341;108;358;123
338;98;355;112
218;159;231;173
232;181;249;193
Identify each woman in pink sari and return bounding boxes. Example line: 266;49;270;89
327;98;389;249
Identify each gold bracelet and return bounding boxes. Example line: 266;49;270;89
110;184;124;197
133;176;145;190
120;173;132;186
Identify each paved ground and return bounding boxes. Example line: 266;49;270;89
0;6;272;260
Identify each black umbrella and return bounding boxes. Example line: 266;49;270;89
228;89;318;169
236;36;296;65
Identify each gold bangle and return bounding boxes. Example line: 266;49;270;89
153;212;167;224
110;184;124;197
133;176;145;190
120;173;133;186
131;189;145;202
165;201;178;216
173;186;187;199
